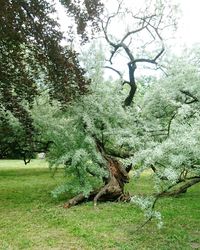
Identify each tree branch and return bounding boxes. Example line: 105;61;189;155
180;90;199;104
104;66;123;78
167;110;177;137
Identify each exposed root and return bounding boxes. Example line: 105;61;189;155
63;190;98;208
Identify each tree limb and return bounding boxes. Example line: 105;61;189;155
180;90;199;104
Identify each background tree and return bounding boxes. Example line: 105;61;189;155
100;0;178;105
60;0;104;42
0;0;103;159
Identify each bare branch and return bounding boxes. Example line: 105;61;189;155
104;66;123;78
100;0;176;105
101;0;124;48
180;90;199;104
133;58;158;65
120;23;147;44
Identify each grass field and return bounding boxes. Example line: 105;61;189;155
0;160;200;250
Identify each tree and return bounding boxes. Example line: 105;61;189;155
30;0;179;208
0;108;32;159
33;77;138;207
133;50;200;198
100;0;178;105
60;0;104;42
0;0;103;159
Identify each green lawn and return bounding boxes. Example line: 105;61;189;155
0;160;199;250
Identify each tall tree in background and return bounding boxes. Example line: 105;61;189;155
0;0;103;158
101;0;178;106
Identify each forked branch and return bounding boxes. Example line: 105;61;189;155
101;1;169;105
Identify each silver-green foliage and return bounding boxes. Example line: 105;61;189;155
32;80;139;197
33;47;200;205
133;53;200;191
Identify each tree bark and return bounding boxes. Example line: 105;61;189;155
124;62;137;106
159;177;200;197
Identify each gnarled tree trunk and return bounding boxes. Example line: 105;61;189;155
63;143;131;208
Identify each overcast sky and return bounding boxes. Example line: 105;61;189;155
55;0;200;80
56;0;200;50
177;0;200;47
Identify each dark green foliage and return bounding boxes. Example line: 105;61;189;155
0;109;36;159
60;0;103;42
0;0;103;158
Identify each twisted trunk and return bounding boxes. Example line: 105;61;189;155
63;141;131;208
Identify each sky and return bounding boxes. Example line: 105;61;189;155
55;0;200;49
54;0;200;79
177;0;200;47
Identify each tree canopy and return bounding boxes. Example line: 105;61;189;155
0;0;103;158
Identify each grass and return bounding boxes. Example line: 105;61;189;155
0;160;200;250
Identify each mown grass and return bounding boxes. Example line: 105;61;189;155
0;159;200;250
